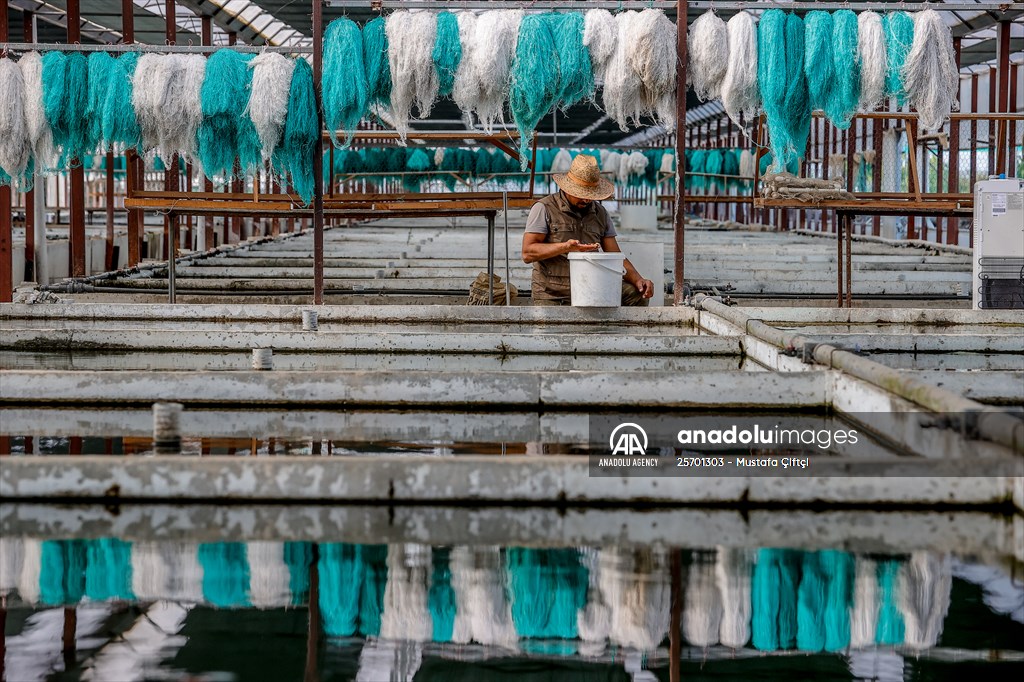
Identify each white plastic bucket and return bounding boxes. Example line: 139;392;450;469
567;252;625;307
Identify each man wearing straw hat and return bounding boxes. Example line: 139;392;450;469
522;154;654;306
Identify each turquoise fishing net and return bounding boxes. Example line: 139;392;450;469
759;11;811;172
385;147;408;174
796;552;826;652
547;12;595;111
883;11;914;105
429;548;456;642
689;148;708;192
705;148;725;192
323;17;368;147
507;548;587;640
273;58;318;205
198;542;251;608
84;538;134;602
102;52;141;151
363;17;392;108
318;543;364;637
510;14;561;163
433;11;462;98
357;545;388;637
43;51;90;166
751;548;801;651
876;559;906;645
283;542;312;605
826;10;861;130
404;148;433;191
39;540;87;605
722;149;741;189
804;11;835;112
85;52;115;153
198;49;254;180
820;550;853;652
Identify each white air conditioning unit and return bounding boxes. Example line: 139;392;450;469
972;178;1024;310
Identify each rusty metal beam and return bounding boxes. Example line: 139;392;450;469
312;0;324;305
996;20;1011;175
673;0;687;305
947;38;962;245
67;0;87;277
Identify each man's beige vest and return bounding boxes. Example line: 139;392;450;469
531;192;610;301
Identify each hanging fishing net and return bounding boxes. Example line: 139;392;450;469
627;8;677;131
363;17;392;109
721;11;760;132
510;14;561;163
161;54;206;161
273;58;318;205
85;52;114;153
198;49;257;180
131;54;171;153
883;11;914;105
472;10;524;132
386;10;439;139
689;11;728;103
20;52;57;172
583;8;617;81
43;51;90;166
758;10;810;171
803;11;834;112
548;12;594;110
433;11;461;98
857;12;887;112
0;57;32;186
403;147;433;191
101;52;141;154
904;9;960;133
825;10;861;130
452;11;480;121
322;17;368;147
246;53;294;162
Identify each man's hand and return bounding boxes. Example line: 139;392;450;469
634;277;655;298
562;239;601;254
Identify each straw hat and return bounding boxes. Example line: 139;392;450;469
553;154;615;201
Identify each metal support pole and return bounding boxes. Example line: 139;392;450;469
0;4;9;302
846;212;853;308
995;20;1011;175
947;39;962;245
105;151;115;270
168;215;177;303
672;0;688;305
312;1;325;305
68;0;86;277
304;544;320;682
837;211;845;307
669;551;682;682
121;0;143;266
22;9;36;282
503;191;511;305
487;213;495;305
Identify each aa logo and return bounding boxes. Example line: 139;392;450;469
609;423;648;456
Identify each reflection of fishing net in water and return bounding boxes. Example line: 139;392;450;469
380;544;433;642
468;272;518;305
449;546;518;646
683;550;723;647
597;546;671;650
507;548;588;640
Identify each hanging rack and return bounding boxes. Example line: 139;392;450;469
0;42;313;54
322;1;1020;12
